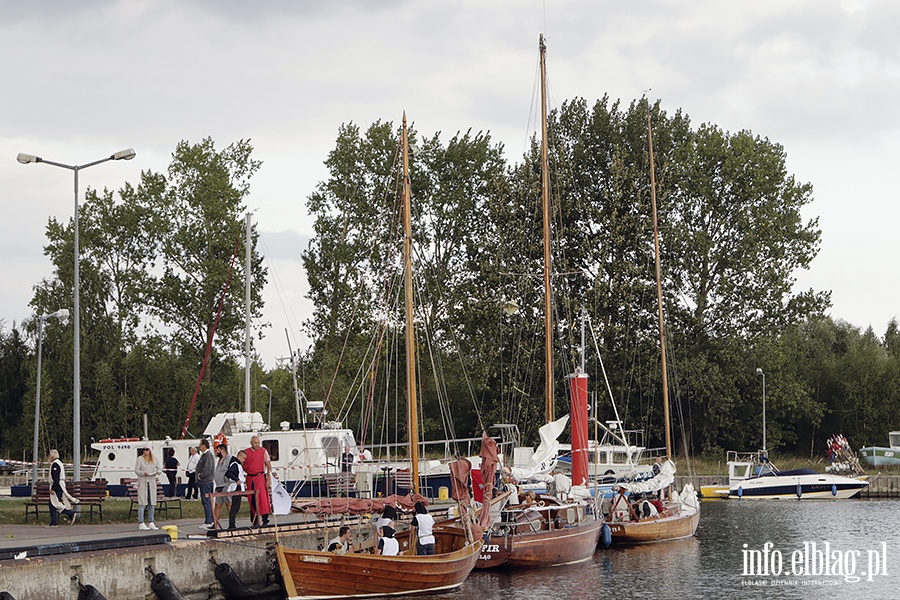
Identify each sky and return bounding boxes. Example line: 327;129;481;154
2;0;898;369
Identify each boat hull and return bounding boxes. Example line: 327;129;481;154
607;508;700;545
476;518;604;569
859;446;900;467
728;470;868;500
277;537;483;599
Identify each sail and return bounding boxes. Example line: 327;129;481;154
618;459;676;494
293;494;426;516
509;415;569;481
478;432;499;530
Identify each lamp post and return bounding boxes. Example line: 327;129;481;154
32;309;69;486
261;384;273;428
18;148;136;481
756;368;766;454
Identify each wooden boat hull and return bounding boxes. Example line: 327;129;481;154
608;508;699;545
476;518;604;568
276;536;483;599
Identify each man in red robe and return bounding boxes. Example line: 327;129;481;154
243;435;272;526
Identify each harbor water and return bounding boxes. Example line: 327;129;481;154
420;499;898;599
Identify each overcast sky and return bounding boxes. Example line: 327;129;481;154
2;0;897;367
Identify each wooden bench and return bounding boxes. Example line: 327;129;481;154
24;479;108;523
122;478;184;520
324;472;358;497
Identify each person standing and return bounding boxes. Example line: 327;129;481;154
341;445;354;473
47;449;78;527
213;443;232;529
135;447;162;531
196;438;215;529
184;446;199;500
243;435;272;527
377;525;399;556
225;450;247;530
411;501;435;555
163;448;179;498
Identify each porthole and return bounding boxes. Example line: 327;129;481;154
107;452;116;462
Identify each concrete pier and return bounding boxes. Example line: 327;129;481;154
0;514;377;600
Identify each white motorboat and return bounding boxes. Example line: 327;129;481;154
728;459;868;499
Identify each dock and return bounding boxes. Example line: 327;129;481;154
0;511;381;600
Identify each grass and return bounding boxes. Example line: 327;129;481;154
0;496;210;526
676;453;900;478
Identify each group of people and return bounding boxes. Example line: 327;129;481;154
325;501;435;557
132;435;274;531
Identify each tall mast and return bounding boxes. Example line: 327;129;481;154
540;33;554;423
402;113;420;493
244;212;252;413
648;111;673;461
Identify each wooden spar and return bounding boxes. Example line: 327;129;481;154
540;33;554;424
648;111;672;462
402;113;420;493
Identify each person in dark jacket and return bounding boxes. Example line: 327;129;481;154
196;438;215;529
163;448;179;498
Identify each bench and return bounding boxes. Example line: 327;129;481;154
323;472;358;497
122;478;184;520
24;479;108;523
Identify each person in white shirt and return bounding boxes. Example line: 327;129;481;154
184;446;200;500
377;525;399;556
411;501;435;555
327;526;352;554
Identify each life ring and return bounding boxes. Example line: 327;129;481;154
537;500;546;507
213;433;228;451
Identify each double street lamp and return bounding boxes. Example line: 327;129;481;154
18;148;136;481
32;309;69;485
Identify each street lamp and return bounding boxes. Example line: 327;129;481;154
18;148;136;481
32;309;70;486
261;384;273;428
756;368;766;455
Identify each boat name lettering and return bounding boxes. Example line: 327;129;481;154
301;555;332;564
101;444;133;450
481;545;500;554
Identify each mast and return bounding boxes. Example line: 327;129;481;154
244;212;252;413
648;111;673;461
402;113;420;493
540;33;554;423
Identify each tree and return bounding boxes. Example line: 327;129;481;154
141;138;266;359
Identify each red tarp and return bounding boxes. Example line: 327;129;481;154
293;493;428;516
477;431;499;530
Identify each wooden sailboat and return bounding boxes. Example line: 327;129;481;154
475;34;603;569
605;108;700;545
275;114;483;599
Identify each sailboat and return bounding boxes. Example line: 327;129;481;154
604;108;700;545
474;35;604;569
274;114;483;599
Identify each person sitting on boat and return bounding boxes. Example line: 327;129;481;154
377;525;399;556
328;526;353;555
502;475;519;497
375;504;397;538
411;501;436;555
523;490;536;505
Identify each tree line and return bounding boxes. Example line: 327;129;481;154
1;98;898;468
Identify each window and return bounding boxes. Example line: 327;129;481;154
263;439;279;462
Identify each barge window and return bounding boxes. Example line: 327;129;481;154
263;439;279;461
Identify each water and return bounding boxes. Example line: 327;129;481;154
418;500;899;599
